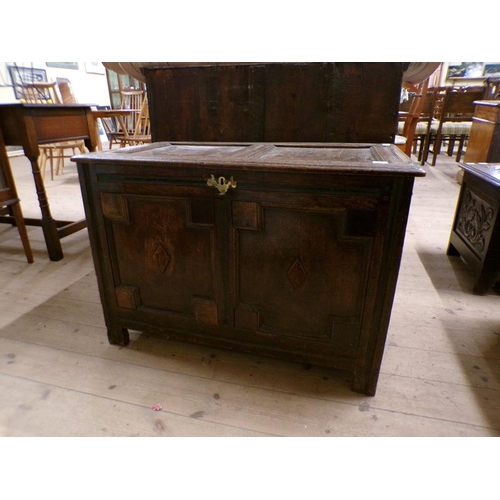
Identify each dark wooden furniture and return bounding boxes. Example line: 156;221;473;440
142;62;404;144
463;101;500;164
74;142;424;396
0;127;33;263
448;162;500;295
0;103;99;261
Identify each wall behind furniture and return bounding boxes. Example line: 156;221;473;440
439;62;500;86
0;62;111;106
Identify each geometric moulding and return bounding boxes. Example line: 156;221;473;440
286;258;308;289
152;244;171;273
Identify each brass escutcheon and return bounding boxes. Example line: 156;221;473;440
207;174;237;195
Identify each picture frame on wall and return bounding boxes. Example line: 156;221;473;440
484;64;500;78
464;62;484;78
46;62;79;70
85;62;105;75
7;65;47;99
446;62;500;79
447;63;467;79
447;62;484;79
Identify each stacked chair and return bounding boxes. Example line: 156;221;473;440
117;93;151;147
101;89;146;149
419;86;487;166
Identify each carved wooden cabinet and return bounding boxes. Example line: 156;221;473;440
448;162;500;295
74;142;424;395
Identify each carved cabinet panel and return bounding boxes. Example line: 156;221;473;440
75;142;424;395
448;162;500;295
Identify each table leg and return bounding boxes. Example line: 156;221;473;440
84;137;97;153
84;109;100;153
10;201;34;263
26;153;64;261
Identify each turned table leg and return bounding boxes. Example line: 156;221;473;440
26;152;64;261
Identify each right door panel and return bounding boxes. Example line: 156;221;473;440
230;198;375;352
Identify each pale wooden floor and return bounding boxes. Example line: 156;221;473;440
1;144;500;437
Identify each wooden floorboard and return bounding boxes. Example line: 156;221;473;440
1;148;500;437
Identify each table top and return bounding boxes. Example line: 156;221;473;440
460;162;500;187
0;102;98;149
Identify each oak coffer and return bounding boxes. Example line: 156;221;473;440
74;142;425;395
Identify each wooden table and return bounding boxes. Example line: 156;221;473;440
448;161;500;294
0;103;99;261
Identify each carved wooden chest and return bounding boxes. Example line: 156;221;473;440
448;162;500;295
74;142;424;395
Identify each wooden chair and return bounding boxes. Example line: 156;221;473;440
56;77;78;104
98;108;122;149
414;87;447;162
20;82;62;104
0;127;34;263
20;81;86;180
102;89;145;148
118;95;151;147
420;86;487;166
119;89;144;134
39;141;86;180
395;79;430;157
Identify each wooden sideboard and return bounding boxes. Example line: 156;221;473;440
74;142;424;395
463;100;500;164
142;62;404;144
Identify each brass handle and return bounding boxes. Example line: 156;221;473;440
207;174;237;196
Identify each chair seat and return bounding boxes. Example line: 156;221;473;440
120;135;151;146
398;120;435;136
431;121;472;135
415;122;430;135
39;140;86;181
